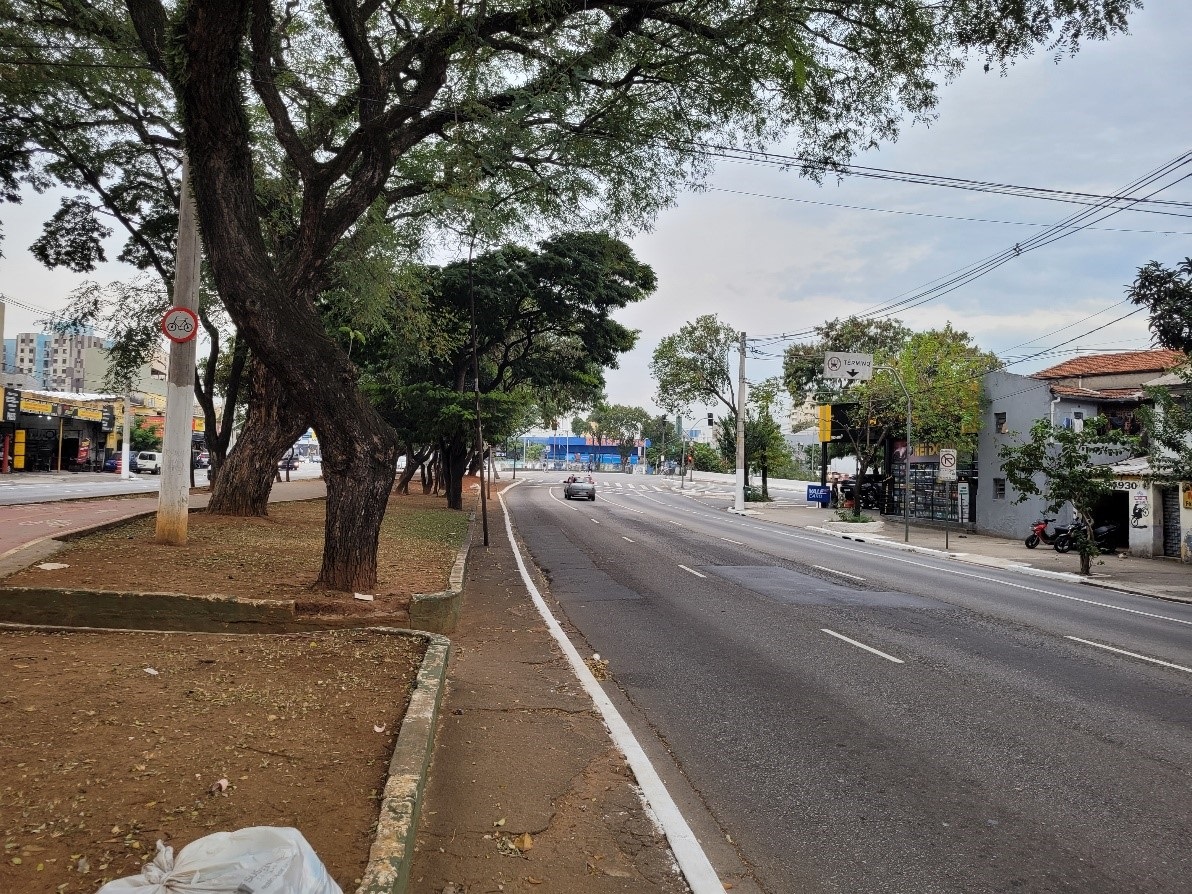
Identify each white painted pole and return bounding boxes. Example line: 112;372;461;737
120;390;132;480
734;330;747;512
155;154;202;544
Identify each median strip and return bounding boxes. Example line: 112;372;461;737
821;628;904;664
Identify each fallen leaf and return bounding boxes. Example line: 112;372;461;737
143;668;159;676
208;778;229;795
493;817;506;827
515;833;533;852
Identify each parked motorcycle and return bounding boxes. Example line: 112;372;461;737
1053;521;1118;554
1024;518;1074;549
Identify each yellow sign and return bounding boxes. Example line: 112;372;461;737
192;417;206;433
19;398;53;415
817;404;832;442
73;407;103;422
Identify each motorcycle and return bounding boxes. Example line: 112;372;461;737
1024;518;1074;549
1053;521;1118;554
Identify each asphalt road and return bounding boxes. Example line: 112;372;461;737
506;473;1192;894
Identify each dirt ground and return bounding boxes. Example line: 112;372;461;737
0;627;426;893
3;492;469;617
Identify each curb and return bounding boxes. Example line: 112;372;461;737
356;630;451;894
410;511;475;634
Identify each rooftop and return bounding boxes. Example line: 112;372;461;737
1033;349;1184;380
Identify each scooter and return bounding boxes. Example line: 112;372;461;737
1053;521;1119;554
1025;518;1073;549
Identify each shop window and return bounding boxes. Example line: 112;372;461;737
993;478;1006;500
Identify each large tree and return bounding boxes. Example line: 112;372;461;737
651;314;742;419
1127;257;1192;353
999;419;1136;575
5;0;1137;589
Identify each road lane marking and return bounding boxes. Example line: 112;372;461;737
496;485;726;893
590;518;601;524
733;524;1192;628
721;538;744;545
1065;636;1192;674
821;628;905;664
678;564;707;578
622;536;635;543
813;565;865;582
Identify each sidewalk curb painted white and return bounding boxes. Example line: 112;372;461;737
498;481;726;894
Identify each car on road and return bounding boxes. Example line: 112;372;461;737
563;475;596;501
278;456;300;471
193;450;209;469
136;451;163;474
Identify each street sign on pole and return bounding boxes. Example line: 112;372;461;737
823;352;874;382
939;448;958;482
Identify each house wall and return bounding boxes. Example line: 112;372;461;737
1112;475;1163;557
978;370;1062;539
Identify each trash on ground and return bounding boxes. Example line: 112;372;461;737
96;827;342;894
35;562;70;571
353;593;375;602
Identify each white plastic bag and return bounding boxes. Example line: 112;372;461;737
97;827;343;894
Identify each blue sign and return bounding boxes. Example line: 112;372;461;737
806;484;832;505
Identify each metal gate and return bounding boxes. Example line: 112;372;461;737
1161;487;1181;558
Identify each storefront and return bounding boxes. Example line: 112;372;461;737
1107;457;1189;560
0;389;115;473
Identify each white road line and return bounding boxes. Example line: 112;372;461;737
721;538;744;545
812;565;865;582
668;519;683;525
497;484;725;893
1065;636;1192;674
600;495;646;515
821;628;905;664
678;564;707;578
590;518;601;524
652;486;664;492
740;524;1192;629
622;536;635;543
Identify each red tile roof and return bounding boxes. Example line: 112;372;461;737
1033;349;1184;379
1048;384;1145;401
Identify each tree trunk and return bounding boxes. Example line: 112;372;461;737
208;359;307;516
442;435;469;511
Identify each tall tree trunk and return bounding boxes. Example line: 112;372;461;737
442;435;469;511
396;446;429;494
208;359;306;516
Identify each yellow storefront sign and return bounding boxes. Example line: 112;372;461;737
19;398;53;415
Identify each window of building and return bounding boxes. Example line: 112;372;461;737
993;478;1006;500
994;412;1008;434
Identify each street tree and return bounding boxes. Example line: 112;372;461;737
999;419;1136;575
1126;257;1192;353
585;403;651;470
6;0;1138;589
651;315;742;419
368;232;650;508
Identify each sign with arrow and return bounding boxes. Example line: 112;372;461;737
938;448;958;481
823;352;874;382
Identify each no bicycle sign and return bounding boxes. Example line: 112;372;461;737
161;307;199;344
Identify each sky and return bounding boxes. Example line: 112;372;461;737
2;3;1191;424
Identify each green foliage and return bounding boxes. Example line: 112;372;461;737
998;419;1136;574
525;443;546;463
690;441;726;473
651;315;740;417
835;509;875;523
28;196;112;272
581;403;651;468
129;415;161;452
1126;257;1192;353
1137;366;1192;486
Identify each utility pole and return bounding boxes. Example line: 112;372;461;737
155;154;201;544
734;330;747;512
120;389;132;481
467;237;489;547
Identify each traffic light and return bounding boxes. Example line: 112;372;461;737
707;412;714;426
687;454;694;466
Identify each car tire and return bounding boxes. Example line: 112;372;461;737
590;494;596;501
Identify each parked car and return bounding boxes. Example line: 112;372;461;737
563;475;596;501
193;450;210;469
278;456;300;471
136;451;163;474
103;454;140;473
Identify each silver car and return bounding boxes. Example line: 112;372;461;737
563;476;596;501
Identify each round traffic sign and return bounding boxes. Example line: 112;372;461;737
940;451;957;468
161;307;199;343
826;356;842;372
